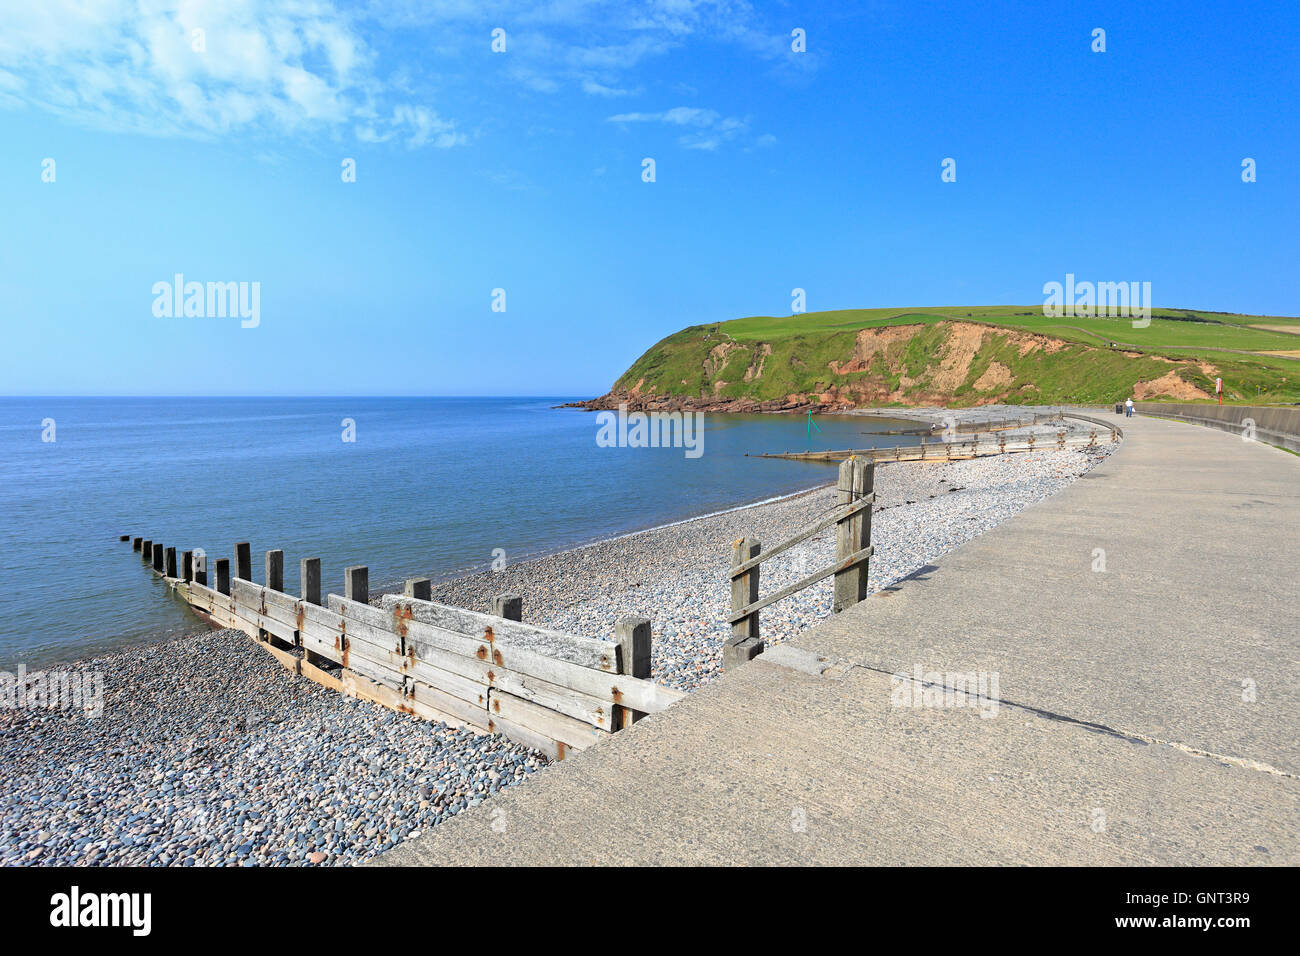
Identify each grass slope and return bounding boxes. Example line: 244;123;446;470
612;307;1300;407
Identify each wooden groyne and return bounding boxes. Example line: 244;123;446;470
756;414;1120;463
123;539;683;760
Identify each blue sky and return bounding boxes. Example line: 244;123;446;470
1;0;1296;396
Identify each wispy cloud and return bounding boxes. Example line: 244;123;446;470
607;105;751;151
0;0;460;147
0;1;803;147
370;0;804;103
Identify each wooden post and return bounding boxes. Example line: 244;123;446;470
194;551;207;587
235;542;251;583
833;458;856;612
857;459;875;599
152;542;165;573
119;534;130;542
142;540;152;562
490;592;522;621
345;566;368;605
724;536;763;671
165;547;177;578
182;550;194;583
301;558;321;606
833;457;874;613
614;616;651;729
730;537;760;641
132;536;142;552
405;578;432;601
215;558;231;596
265;549;284;592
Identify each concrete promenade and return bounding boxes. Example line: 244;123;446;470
374;412;1299;866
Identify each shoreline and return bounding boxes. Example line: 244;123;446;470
1;442;1118;865
370;480;838;598
16;475;842;675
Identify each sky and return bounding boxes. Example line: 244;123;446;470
1;0;1297;396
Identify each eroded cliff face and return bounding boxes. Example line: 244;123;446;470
567;321;1216;413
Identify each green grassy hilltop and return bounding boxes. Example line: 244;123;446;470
606;306;1300;408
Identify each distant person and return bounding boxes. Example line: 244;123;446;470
1125;398;1134;417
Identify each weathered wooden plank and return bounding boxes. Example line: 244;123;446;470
236;608;297;645
251;598;300;633
493;669;613;731
188;582;238;627
301;658;343;693
232;580;306;640
340;595;486;659
299;619;345;664
379;594;618;672
342;648;403;690
340;668;403;711
482;713;563;761
488;689;608;752
394;599;680;714
338;626;406;672
410;680;492;730
258;585;302;615
470;622;679;714
408;659;491;709
404;627;616;729
405;642;495;689
347;593;677;717
226;614;260;641
257;635;301;674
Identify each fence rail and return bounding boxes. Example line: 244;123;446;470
724;456;875;670
124;538;684;761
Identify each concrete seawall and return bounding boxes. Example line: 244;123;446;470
1136;402;1300;453
372;411;1299;865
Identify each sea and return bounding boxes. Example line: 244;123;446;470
0;397;920;666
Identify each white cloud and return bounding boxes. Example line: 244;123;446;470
608;105;750;150
368;0;799;101
0;0;461;147
0;1;798;147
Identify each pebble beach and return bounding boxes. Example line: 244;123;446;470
1;442;1114;866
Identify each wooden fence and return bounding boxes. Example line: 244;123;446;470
723;456;875;669
124;539;684;761
754;424;1117;463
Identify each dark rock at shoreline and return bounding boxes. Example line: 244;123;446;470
558;391;856;415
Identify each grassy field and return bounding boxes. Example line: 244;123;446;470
723;307;1300;353
610;306;1300;407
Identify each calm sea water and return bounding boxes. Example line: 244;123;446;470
0;397;919;666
